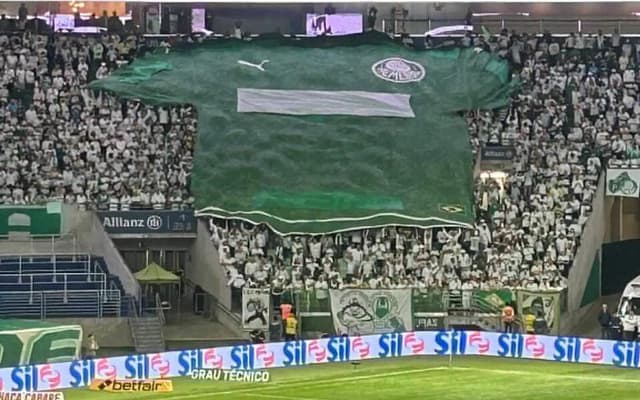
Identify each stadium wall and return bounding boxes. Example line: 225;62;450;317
2;330;639;391
567;175;608;314
188;220;233;311
76;211;140;298
45;318;133;349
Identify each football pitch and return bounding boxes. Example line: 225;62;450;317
62;356;640;400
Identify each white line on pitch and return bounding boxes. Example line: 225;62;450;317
159;367;449;400
248;393;326;400
452;366;640;384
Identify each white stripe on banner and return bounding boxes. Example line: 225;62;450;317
237;88;415;118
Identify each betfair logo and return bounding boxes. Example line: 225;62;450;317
90;378;173;392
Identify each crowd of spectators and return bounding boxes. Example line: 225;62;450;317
209;28;640;299
0;19;635;298
0;31;196;209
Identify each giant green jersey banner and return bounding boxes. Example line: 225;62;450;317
329;288;412;335
91;33;516;234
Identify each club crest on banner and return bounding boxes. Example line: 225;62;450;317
372;58;425;83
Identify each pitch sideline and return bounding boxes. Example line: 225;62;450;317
451;366;640;384
159;367;449;400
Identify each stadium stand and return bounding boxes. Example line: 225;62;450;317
204;28;638;300
0;19;631;320
0;254;126;318
0;31;195;210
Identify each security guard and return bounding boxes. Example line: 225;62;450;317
524;312;536;334
285;310;298;341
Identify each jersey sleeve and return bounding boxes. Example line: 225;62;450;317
424;47;518;113
89;51;193;106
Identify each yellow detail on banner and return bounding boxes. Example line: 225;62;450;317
89;379;173;392
0;392;64;400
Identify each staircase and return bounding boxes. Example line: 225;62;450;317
130;317;166;353
128;297;166;353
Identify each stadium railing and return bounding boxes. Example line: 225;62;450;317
0;289;122;318
382;17;640;36
0;233;79;255
0;253;103;275
0;272;108;290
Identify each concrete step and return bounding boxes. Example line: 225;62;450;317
130;317;166;353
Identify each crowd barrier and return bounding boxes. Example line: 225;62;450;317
1;330;638;391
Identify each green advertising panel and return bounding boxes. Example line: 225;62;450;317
0;319;82;367
0;202;62;236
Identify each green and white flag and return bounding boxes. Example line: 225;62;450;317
242;288;271;330
516;290;561;335
606;168;640;197
329;289;412;335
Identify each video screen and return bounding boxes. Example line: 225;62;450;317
305;13;363;36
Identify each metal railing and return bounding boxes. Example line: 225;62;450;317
382;17;640;36
184;277;242;326
0;272;107;287
0;253;101;276
155;292;166;326
0;289;121;319
0;233;79;255
128;295;140;319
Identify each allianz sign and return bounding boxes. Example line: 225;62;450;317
97;211;196;235
102;216;163;230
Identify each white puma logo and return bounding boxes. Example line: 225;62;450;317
237;59;270;71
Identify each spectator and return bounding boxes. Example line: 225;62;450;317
622;307;637;341
533;310;549;334
598;303;613;339
85;333;99;359
17;3;27;30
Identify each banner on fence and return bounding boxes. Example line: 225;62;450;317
606;168;640;197
516;290;561;335
413;314;446;330
98;210;196;235
329;289;412;335
474;289;513;309
242;288;271;331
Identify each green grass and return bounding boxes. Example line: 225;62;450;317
62;356;640;400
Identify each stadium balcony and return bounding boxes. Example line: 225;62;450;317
0;253;131;319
